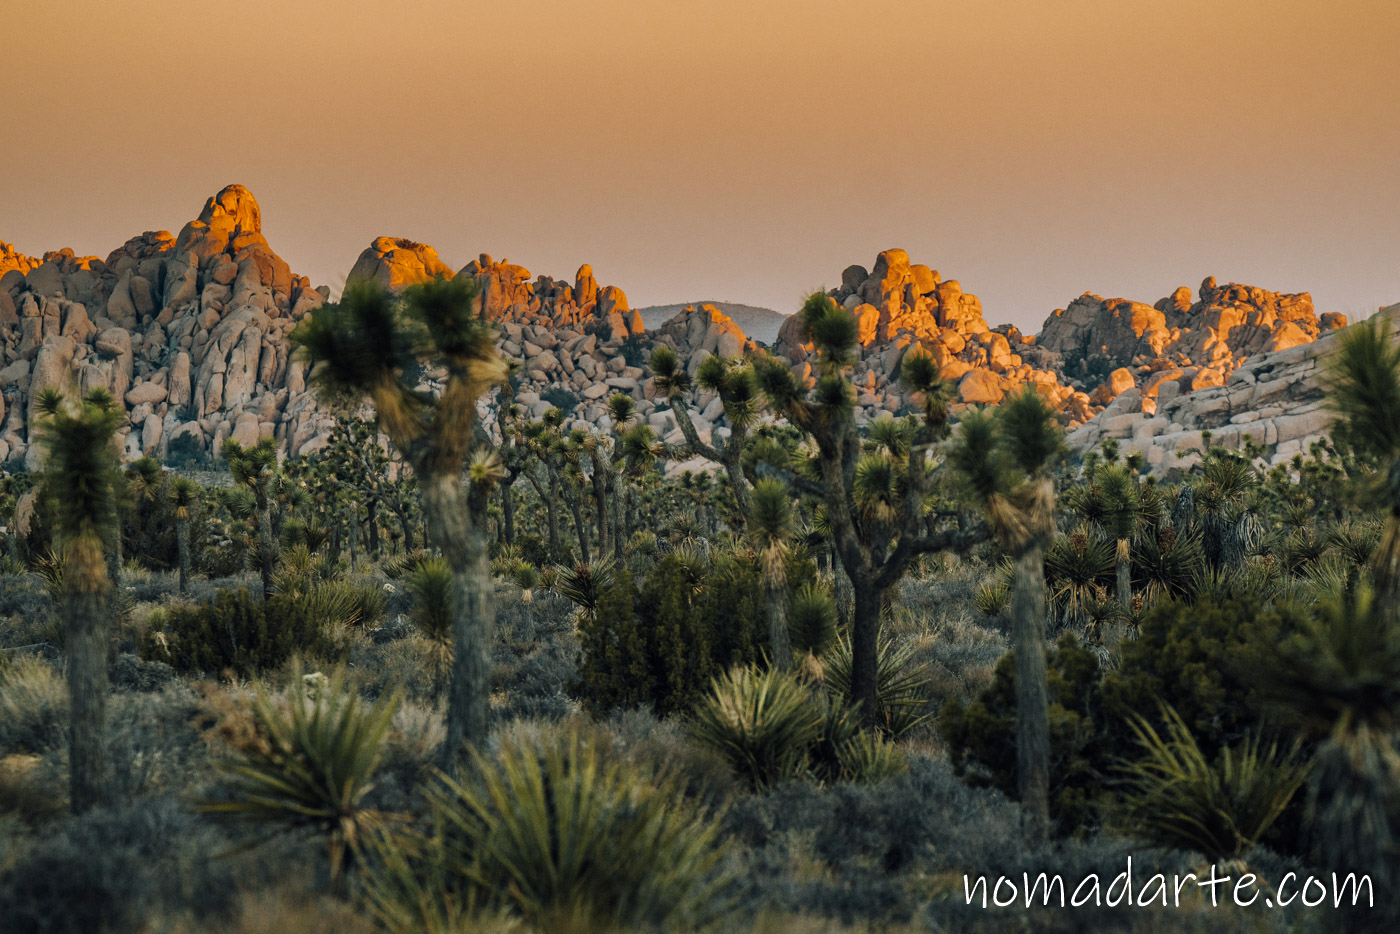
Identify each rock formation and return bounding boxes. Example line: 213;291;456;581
1064;302;1399;475
1;185;331;468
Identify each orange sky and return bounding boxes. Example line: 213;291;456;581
3;0;1398;330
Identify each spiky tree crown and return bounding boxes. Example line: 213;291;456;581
649;345;691;398
40;389;124;550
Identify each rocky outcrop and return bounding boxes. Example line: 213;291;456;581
774;249;1093;424
1064;302;1399;475
0;185;331;468
1038;277;1347;399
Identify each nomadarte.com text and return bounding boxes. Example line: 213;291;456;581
964;858;1374;910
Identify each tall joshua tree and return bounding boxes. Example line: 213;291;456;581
1328;316;1400;600
749;477;796;671
222;438;279;599
294;276;508;758
37;387;124;813
752;294;982;725
170;477;198;595
948;386;1064;844
650;347;759;519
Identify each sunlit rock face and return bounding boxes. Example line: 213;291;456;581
1063;301;1398;477
0;184;333;467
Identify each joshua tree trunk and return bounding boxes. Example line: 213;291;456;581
527;471;561;559
611;476;626;561
348;508;358;570
501;482;516;545
850;580;882;720
67;537;110;813
255;489;274;599
1011;483;1054;845
176;515;190;595
422;472;493;760
765;581;793;672
366;498;380;557
589;461;610;557
567;493;590;564
1115;538;1131;609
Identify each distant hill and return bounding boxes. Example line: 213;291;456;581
637;301;788;344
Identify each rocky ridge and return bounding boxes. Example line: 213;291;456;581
1;186;1366;474
1064;301;1400;476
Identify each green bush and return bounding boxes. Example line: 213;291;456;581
570;552;780;717
940;635;1105;836
141;588;335;676
540;387;578;415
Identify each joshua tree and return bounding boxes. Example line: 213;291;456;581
752;294;982;725
37;387;124;813
1328;316;1400;600
749;477;796;671
294;276;508;758
170;476;198;595
650;347;759;518
223;438;280;599
949;385;1064;844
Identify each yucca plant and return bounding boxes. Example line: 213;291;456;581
552;555;615;623
401;725;733;931
749;477;796;670
199;670;401;887
408;556;455;646
788;581;838;656
1044;527;1115;628
823;633;934;738
689;664;823;789
1113;704;1310;862
973;575;1012;619
170;476;199;595
1131;524;1203;605
836;730;909;785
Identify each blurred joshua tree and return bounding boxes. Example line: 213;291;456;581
294;275;508;758
650;347;760;519
36;387;124;813
748;477;796;671
222;437;281;599
1328;316;1400;600
170;476;199;595
949;385;1065;845
752;294;980;727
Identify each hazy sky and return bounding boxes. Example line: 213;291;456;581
4;0;1398;330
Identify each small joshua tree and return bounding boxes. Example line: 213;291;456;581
223;437;280;600
949;385;1064;844
170;476;199;595
37;387;124;813
294;276;507;759
749;477;796;671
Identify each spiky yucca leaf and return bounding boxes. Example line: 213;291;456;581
648;344;691;397
408;557;455;645
823;634;934;738
1327;316;1400;460
788;582;838;656
552;556;616;618
837;730;908;785
689;665;823;789
417;725;733;931
199;670;400;882
1113;704;1310;862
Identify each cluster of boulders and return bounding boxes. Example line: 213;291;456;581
775;249;1094;423
1037;278;1347;407
1065;302;1399;475
1;186;1374;476
1;185;334;468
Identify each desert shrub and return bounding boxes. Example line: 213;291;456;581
363;724;733;932
689;665;823;790
539;386;578;415
835;730;908;785
1099;595;1305;758
0;799;245;934
0;576;51;620
1112;704;1310;861
199;670;400;883
140;588;335;676
165;432;208;471
307;579;387;630
405;557;453;645
940;635;1105;835
0;656;68;754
